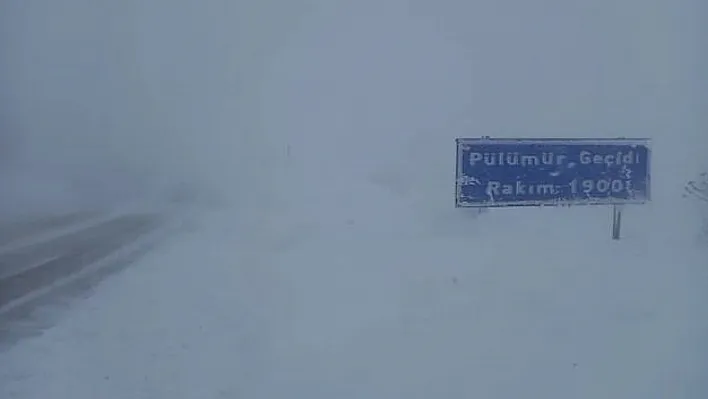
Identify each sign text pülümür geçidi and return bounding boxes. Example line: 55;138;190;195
468;149;642;168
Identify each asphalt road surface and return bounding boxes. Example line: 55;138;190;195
0;212;169;348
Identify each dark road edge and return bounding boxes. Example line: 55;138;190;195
0;218;181;350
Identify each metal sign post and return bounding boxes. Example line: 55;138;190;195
612;205;623;240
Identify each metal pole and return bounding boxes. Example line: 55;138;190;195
612;205;623;240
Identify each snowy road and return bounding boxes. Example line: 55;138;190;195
0;213;98;250
0;212;169;346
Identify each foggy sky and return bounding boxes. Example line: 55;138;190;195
1;0;704;218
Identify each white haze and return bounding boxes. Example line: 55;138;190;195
1;0;705;221
0;0;307;218
0;1;706;397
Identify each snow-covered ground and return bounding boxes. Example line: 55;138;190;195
0;179;706;398
1;0;706;398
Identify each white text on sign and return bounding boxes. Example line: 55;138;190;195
469;150;642;168
484;178;634;197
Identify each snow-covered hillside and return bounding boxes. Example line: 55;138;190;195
0;0;706;398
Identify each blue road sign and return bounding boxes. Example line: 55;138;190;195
455;138;651;208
